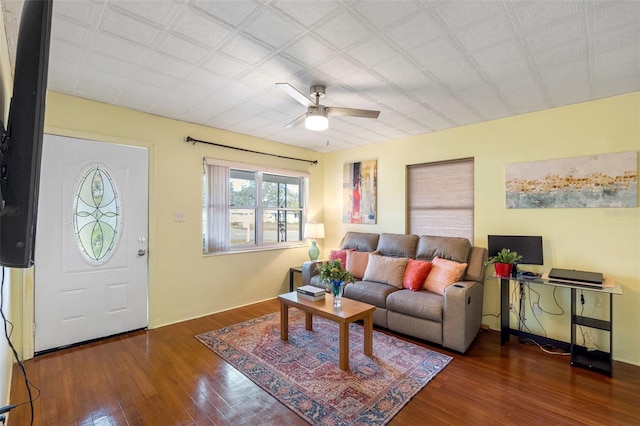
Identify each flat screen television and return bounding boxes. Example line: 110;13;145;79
487;235;544;274
0;0;53;268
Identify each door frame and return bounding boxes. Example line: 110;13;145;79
21;131;154;360
21;268;35;359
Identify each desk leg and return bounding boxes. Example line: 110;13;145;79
570;288;576;356
339;322;349;371
363;315;373;357
280;301;289;341
500;278;510;345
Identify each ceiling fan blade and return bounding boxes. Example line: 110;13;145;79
284;112;306;129
276;83;313;107
326;106;380;119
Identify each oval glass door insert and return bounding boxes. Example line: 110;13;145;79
73;165;121;264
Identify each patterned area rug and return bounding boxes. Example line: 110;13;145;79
196;310;452;425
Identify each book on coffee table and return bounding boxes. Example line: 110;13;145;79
297;285;325;299
297;292;325;301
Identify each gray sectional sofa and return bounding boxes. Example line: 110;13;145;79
301;232;488;353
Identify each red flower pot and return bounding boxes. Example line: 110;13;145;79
494;263;513;278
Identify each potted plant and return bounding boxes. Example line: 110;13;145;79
485;248;523;277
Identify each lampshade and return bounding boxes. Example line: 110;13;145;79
303;223;325;240
305;112;328;131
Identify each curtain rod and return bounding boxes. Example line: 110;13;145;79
186;136;318;165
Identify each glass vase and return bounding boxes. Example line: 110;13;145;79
330;280;344;306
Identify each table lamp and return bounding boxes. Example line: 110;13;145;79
303;223;325;261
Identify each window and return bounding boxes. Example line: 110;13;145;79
407;158;474;242
203;158;308;253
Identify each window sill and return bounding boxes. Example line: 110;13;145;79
203;242;308;257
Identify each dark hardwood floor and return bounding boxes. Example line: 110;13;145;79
9;298;640;425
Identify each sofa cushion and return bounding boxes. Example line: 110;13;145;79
376;233;419;258
309;274;324;289
386;289;443;322
416;235;471;263
402;259;433;291
346;250;370;279
362;255;409;288
340;232;379;252
329;249;348;267
343;281;399;308
464;246;487;282
424;256;467;295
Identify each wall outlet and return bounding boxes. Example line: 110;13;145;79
533;302;542;315
594;295;603;309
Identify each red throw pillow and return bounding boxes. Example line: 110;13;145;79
403;259;433;291
329;249;348;266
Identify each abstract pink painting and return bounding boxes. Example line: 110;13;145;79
343;159;377;223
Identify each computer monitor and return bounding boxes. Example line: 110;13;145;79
488;235;544;275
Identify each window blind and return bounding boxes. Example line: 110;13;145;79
407;158;474;242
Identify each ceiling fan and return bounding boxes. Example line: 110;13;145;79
276;83;380;131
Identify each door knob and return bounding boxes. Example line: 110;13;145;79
138;249;146;257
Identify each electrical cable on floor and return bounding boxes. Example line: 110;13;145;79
521;338;570;356
480;312;500;333
1;268;40;426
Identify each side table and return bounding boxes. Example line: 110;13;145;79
289;266;302;292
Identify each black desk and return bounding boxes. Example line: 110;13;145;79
289;266;302;292
498;274;622;376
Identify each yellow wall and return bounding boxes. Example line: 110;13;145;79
45;92;324;329
322;92;640;365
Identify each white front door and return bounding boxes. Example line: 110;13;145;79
34;134;148;353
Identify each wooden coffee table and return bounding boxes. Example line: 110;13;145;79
278;291;376;371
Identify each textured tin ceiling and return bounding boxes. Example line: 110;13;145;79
3;0;639;152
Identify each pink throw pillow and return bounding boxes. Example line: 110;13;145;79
423;256;467;295
329;249;348;267
403;259;433;291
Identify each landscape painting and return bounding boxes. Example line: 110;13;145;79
506;151;637;208
343;159;377;223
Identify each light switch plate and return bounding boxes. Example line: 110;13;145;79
174;211;186;222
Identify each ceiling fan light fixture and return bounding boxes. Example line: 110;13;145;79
278;83;379;131
305;106;328;131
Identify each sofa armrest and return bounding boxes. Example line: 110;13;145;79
302;260;323;286
442;280;484;353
